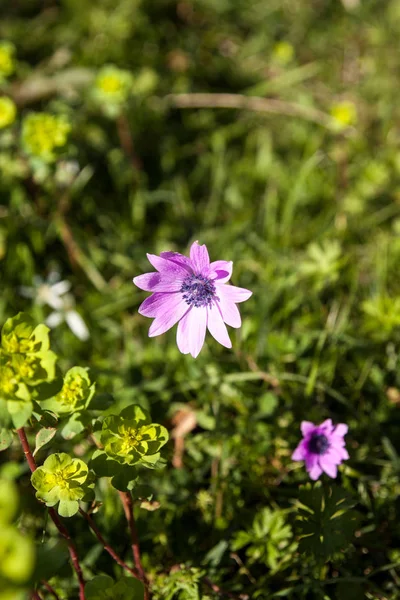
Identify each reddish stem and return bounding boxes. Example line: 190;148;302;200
116;113;143;171
78;507;140;579
118;491;150;599
41;580;60;600
31;591;43;600
16;428;86;600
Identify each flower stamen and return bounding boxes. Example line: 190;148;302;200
180;274;216;308
308;432;330;455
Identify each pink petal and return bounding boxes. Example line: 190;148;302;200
309;464;323;480
217;283;252;303
333;424;348;437
147;253;189;276
207;303;232;349
319;419;334;433
331;446;349;461
160;251;193;273
207;261;233;284
215;287;241;328
320;456;338;478
148;296;189;337
177;311;191;354
301;421;316;437
189;241;210;274
139;293;180;317
305;455;322;480
176;306;207;358
325;447;343;463
292;441;306;461
133;272;184;292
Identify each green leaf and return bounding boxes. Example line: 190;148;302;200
0;526;35;583
90;393;115;411
61;412;87;440
7;400;33;429
34;539;68;582
0;399;12;429
111;464;138;492
33;427;57;457
256;393;278;417
85;575;144;600
0;429;13;452
296;482;360;562
90;450;120;478
0;479;19;523
31;375;63;403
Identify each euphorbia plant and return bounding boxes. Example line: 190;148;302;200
0;313;168;600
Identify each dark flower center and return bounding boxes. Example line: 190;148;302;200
308;433;330;455
181;274;216;308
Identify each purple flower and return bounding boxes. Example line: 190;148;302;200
292;419;349;480
133;241;252;358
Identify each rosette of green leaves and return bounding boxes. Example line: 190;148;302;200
0;313;57;428
91;405;168;491
31;453;93;517
0;479;35;600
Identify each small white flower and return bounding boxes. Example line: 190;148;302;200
19;272;89;341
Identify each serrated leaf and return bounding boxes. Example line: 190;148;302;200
33;427;56;457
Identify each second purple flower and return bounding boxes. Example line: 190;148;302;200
133;241;252;358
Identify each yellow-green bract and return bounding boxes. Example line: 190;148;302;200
0;313;57;428
101;404;168;467
31;452;93;517
40;366;95;415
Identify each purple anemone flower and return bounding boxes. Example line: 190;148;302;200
133;241;252;358
292;419;349;480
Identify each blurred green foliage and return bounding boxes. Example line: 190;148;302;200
1;0;400;598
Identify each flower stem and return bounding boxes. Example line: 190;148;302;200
78;507;141;579
16;428;86;600
41;580;61;600
118;491;150;599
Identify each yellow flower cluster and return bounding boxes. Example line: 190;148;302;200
94;65;133;104
0;41;15;80
21;112;70;162
0;97;16;129
330;100;357;130
272;41;294;65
